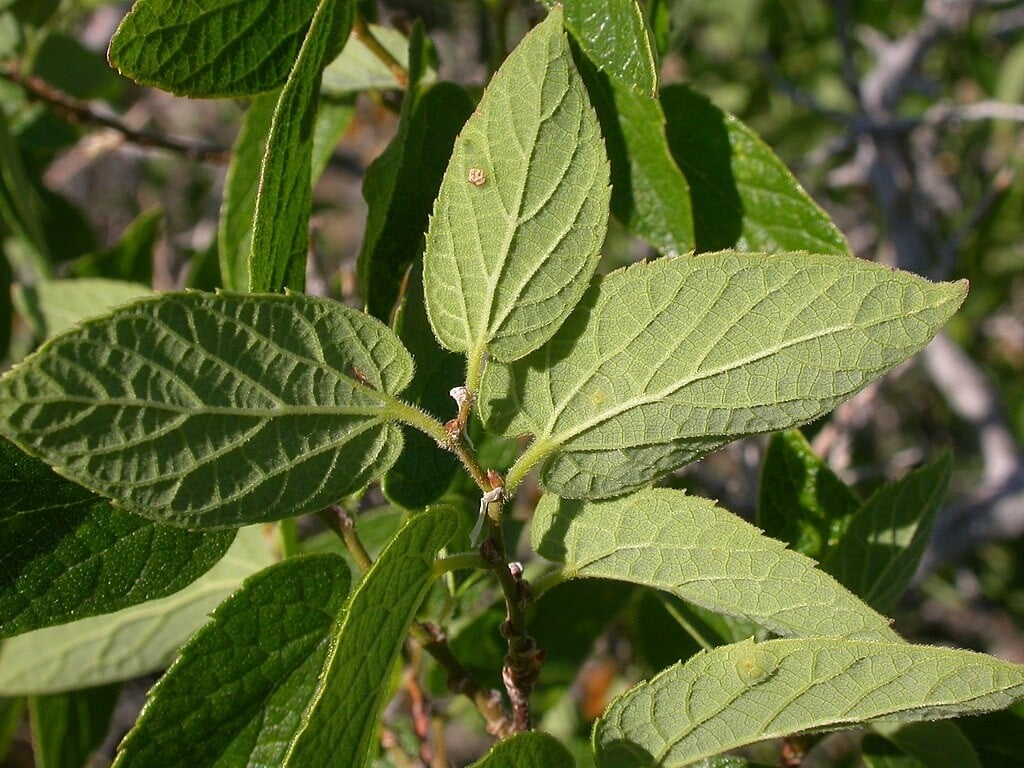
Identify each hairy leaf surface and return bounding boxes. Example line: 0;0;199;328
282;507;457;767
248;0;354;293
107;0;320;97
594;638;1024;767
469;731;576;767
0;527;273;694
0;292;413;527
423;7;610;366
0;440;233;638
484;252;966;499
533;489;898;641
112;555;350;768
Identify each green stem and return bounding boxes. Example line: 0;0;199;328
504;436;557;493
525;566;568;603
278;517;301;559
352;13;409;89
433;552;491;574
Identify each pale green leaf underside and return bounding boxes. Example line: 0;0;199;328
423;7;610;363
107;0;319;98
0;527;273;694
0;292;412;528
484;252;966;499
595;637;1024;768
283;507;458;767
13;278;151;340
468;731;576;767
533;489;897;641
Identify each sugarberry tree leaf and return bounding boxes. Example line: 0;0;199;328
107;0;321;97
469;731;576;767
757;429;860;560
112;555;350;768
662;85;850;256
594;637;1024;768
532;489;898;641
546;0;658;96
282;507;457;767
0;439;234;638
0;527;273;694
423;7;610;376
13;278;151;340
483;252;966;499
248;0;354;293
0;292;415;528
821;453;952;615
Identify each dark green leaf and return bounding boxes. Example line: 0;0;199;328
757;429;860;560
107;0;320;97
546;0;657;96
955;702;1024;767
0;527;274;693
0;697;25;760
248;0;355;292
29;684;120;768
662;84;850;255
0;248;10;361
33;33;121;101
0;292;413;527
862;737;925;768
573;37;693;255
112;555;350;768
358;22;473;320
869;721;980;768
382;263;462;508
282;507;458;767
0;107;48;276
219;93;276;293
822;454;952;614
0;439;234;638
71;207;160;284
468;731;576;767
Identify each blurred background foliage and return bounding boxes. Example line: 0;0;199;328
1;0;1024;765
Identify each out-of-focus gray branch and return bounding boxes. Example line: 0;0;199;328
776;0;1024;572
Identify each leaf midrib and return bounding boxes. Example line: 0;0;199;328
18;396;390;419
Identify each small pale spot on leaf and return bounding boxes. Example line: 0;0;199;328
467;168;487;186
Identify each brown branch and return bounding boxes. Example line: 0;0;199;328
0;63;230;163
352;14;409;89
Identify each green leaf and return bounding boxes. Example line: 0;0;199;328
322;23;431;94
661;85;850;256
594;637;1024;768
576;60;693;256
757;429;860;560
358;23;473;321
545;0;657;96
218;94;275;293
0;248;10;361
71;207;160;285
111;555;350;768
0;107;48;276
468;731;576;767
483;252;966;499
870;721;981;768
0;526;273;694
0;438;234;638
310;96;356;181
0;291;413;527
13;278;151;340
248;0;354;293
533;489;898;641
955;702;1024;767
0;697;24;759
822;454;952;615
382;263;462;508
861;737;926;768
282;507;457;767
29;684;120;768
106;0;321;97
423;7;610;368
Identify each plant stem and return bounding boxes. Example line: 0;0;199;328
352;13;409;89
278;518;301;559
525;566;567;603
0;64;229;163
413;621;515;738
504;436;556;493
319;504;373;573
433;551;491;574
